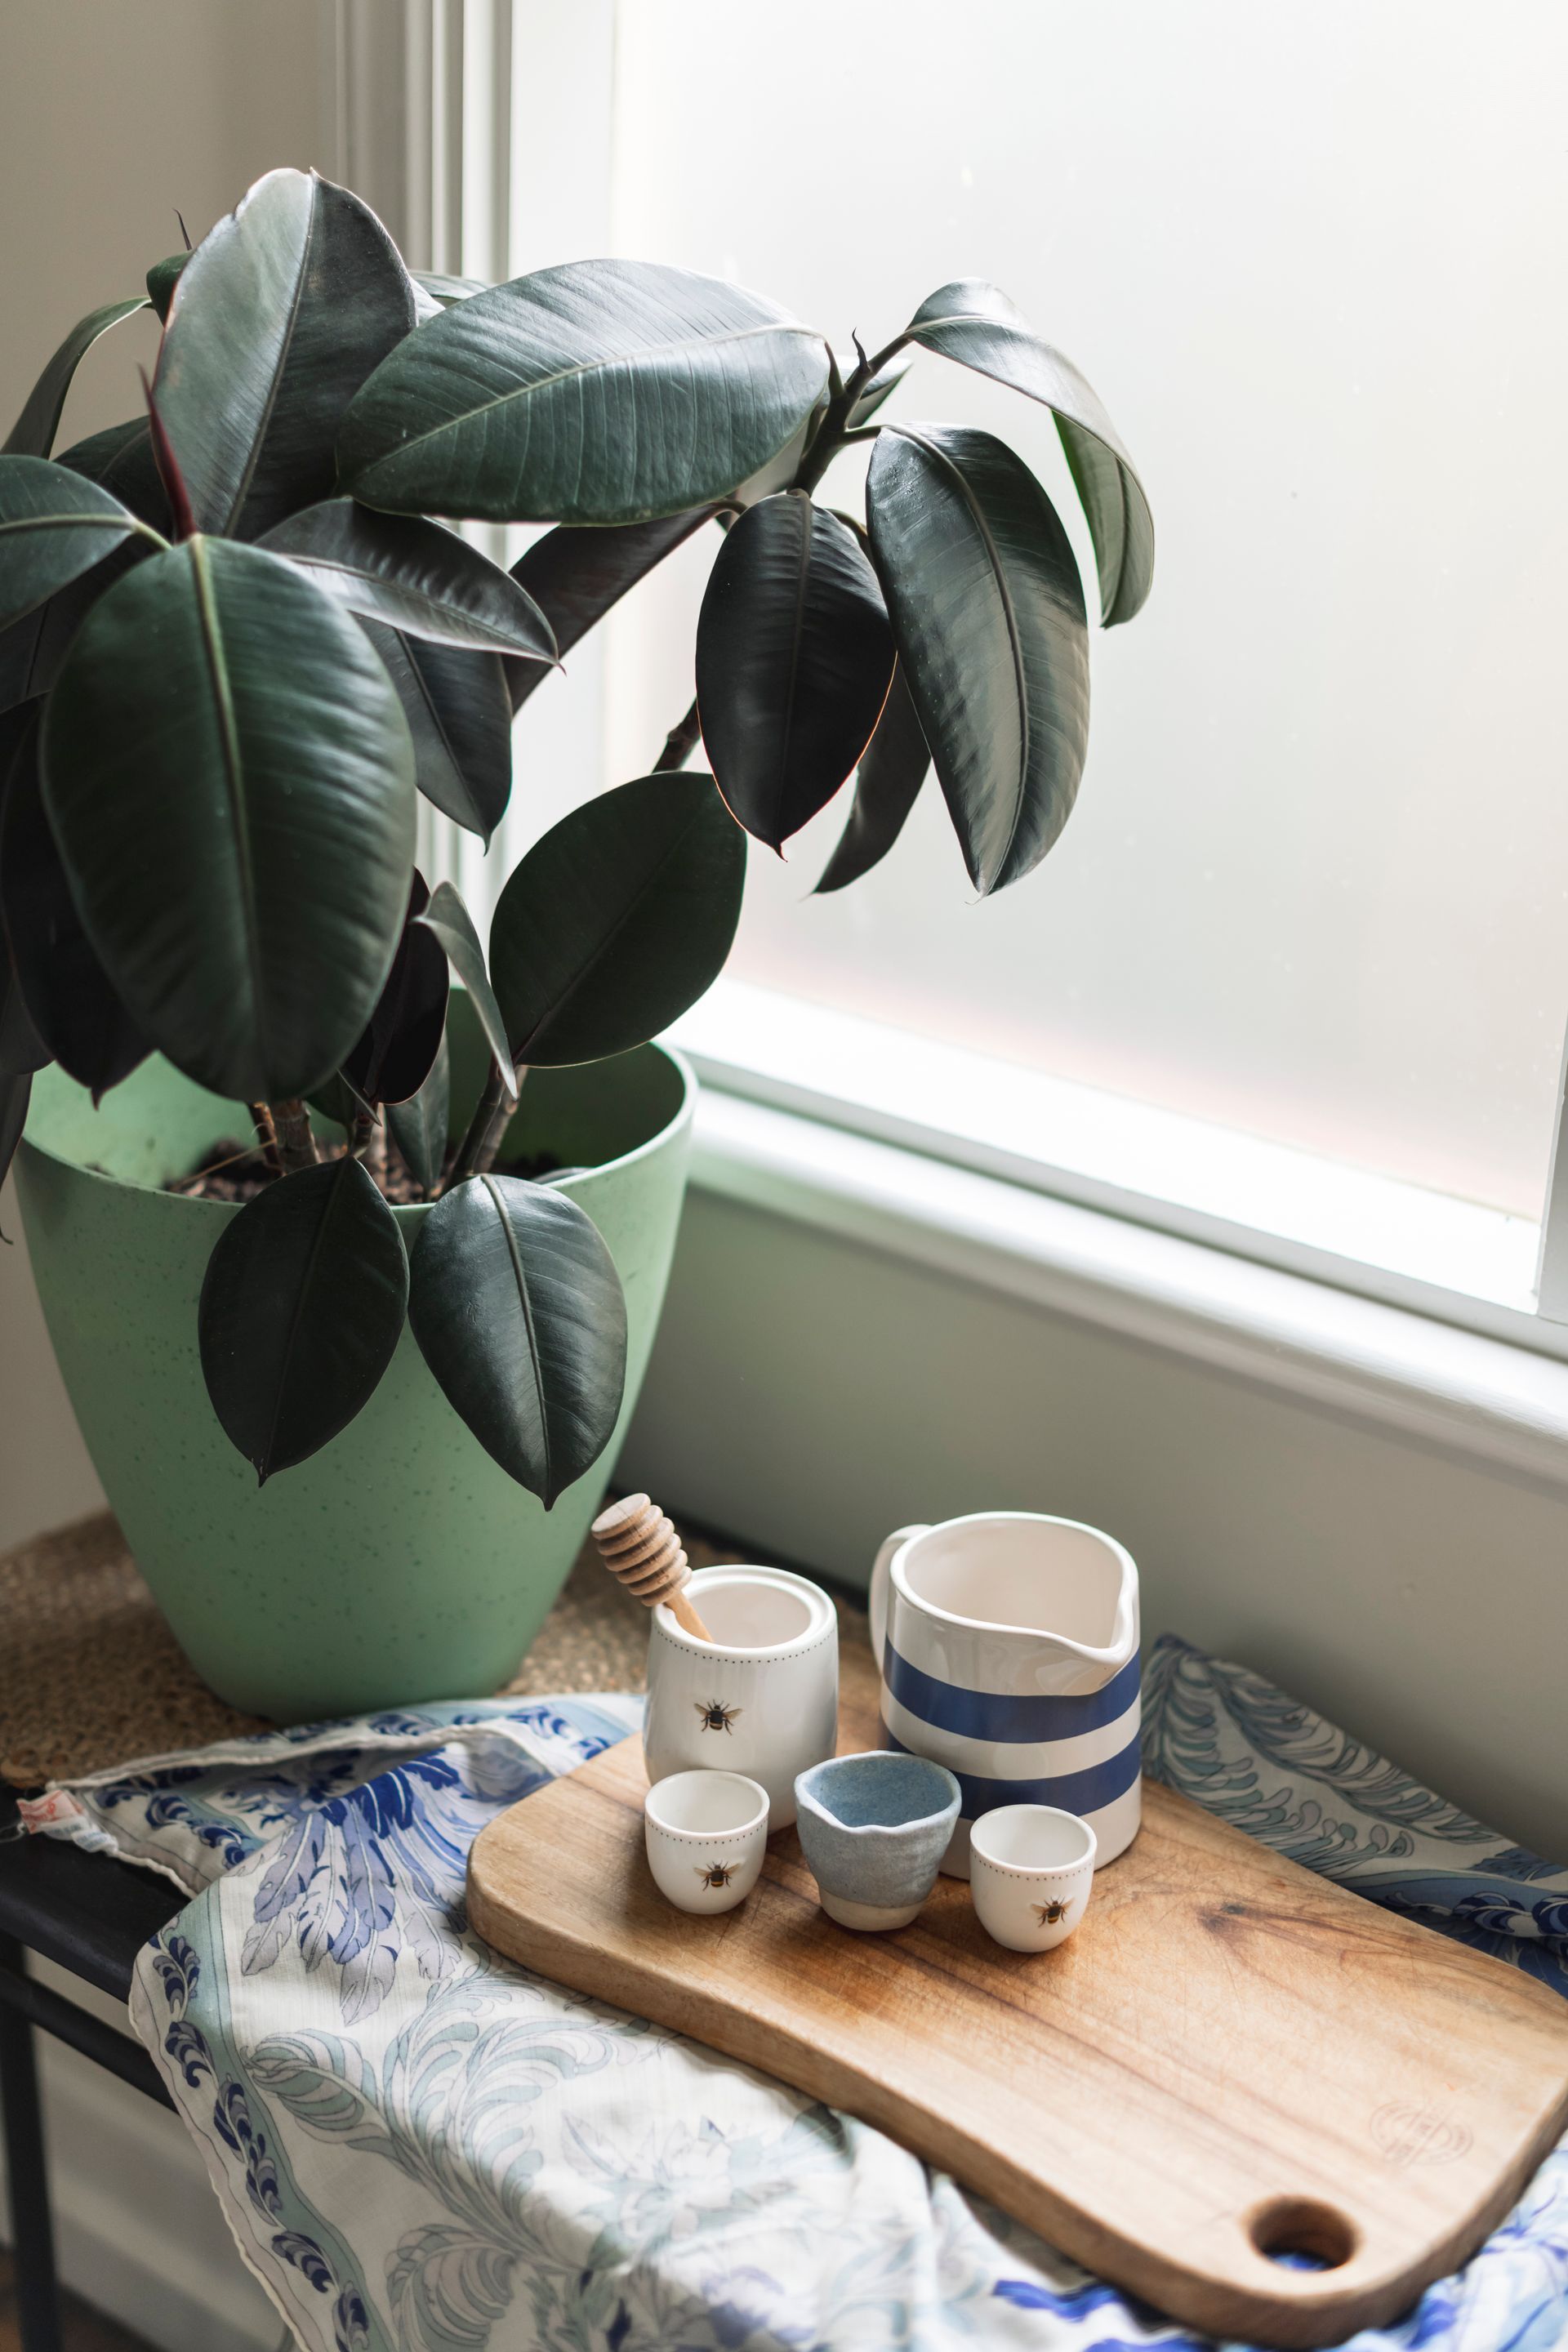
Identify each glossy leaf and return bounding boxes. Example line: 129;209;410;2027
387;1030;450;1196
730;391;826;506
490;772;744;1066
42;537;416;1101
849;355;911;426
305;1072;363;1132
0;949;47;1078
362;623;513;847
813;662;929;893
198;1156;409;1483
339;258;830;526
696;492;893;850
0;706;147;1098
408;1173;626;1507
155;168;417;539
414;273;488;309
343;874;448;1107
57;417;172;532
145;252;188;323
416;880;514;1080
506;507;714;715
0;1069;30;1195
3;298;147;459
0;537;155;719
866;425;1089;897
2;430;166;714
260;500;557;657
904;281;1153;626
0;457;152;629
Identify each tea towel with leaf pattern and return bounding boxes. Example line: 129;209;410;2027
20;1635;1568;2352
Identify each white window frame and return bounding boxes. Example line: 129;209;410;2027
326;0;1568;1373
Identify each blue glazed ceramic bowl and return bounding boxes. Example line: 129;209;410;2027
794;1751;961;1931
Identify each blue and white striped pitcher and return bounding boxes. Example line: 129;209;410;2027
870;1512;1141;1877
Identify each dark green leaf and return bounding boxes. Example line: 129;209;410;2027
408;1172;626;1507
0;946;47;1078
904;281;1153;626
362;623;513;846
416;880;513;1079
506;507;715;715
866;424;1089;897
56;417;172;532
338;259;830;526
414;272;488;308
849;356;911;426
695;492;893;851
259;500;556;657
489;772;744;1065
0;1069;30;1195
0;457;152;629
42;536;416;1101
145;252;189;322
198;1156;409;1482
343;873;448;1107
387;1030;450;1196
2;298;148;459
0;696;50;1076
813;662;929;893
4;427;177;708
731;391;826;504
0;534;155;718
0;705;147;1098
155;167;417;539
305;1072;361;1132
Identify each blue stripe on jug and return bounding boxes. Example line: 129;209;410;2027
879;1722;1143;1820
881;1642;1140;1743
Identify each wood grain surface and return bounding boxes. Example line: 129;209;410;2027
468;1642;1568;2348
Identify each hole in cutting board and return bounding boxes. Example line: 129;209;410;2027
1248;2197;1358;2270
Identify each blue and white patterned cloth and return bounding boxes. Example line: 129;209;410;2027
20;1635;1568;2352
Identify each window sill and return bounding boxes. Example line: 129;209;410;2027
670;981;1555;1359
688;1086;1568;1496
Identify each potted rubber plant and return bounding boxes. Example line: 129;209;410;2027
0;168;1151;1717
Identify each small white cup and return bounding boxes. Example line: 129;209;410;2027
969;1805;1098;1951
644;1770;770;1913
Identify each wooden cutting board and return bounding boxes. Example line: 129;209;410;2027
468;1641;1568;2348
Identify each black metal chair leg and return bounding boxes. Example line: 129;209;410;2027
0;1932;62;2352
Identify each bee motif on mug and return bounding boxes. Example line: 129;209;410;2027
695;1860;737;1888
1033;1897;1069;1927
694;1699;742;1735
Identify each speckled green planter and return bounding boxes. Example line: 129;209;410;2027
14;996;693;1722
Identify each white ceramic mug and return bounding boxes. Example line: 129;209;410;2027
644;1566;839;1829
644;1771;770;1913
969;1804;1098;1951
870;1512;1141;1876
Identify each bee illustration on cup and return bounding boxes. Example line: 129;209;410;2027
1033;1897;1069;1927
695;1860;737;1888
694;1698;742;1735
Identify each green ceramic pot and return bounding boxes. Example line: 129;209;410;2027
14;993;693;1721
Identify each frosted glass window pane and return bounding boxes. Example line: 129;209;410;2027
590;0;1568;1220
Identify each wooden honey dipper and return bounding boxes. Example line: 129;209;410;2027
590;1494;715;1642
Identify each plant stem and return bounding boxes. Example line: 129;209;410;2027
350;1107;376;1161
270;1098;318;1174
470;1063;527;1179
248;1102;283;1178
654;698;702;772
445;1061;523;1191
363;1112;389;1191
